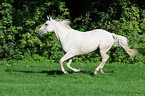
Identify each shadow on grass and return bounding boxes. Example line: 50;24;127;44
41;70;73;75
5;69;114;76
5;69;73;75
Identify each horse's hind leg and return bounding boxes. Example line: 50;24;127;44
94;51;109;75
94;42;112;76
93;38;113;76
100;53;109;74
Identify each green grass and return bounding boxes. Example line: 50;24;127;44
0;60;145;96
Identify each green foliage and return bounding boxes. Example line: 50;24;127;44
0;0;144;63
0;1;23;59
0;0;69;60
109;6;145;63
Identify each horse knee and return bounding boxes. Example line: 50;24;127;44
60;60;63;64
67;59;72;66
106;55;109;60
102;55;109;63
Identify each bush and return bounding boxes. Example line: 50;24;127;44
0;0;69;60
0;0;144;64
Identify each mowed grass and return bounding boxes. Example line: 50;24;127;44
0;60;145;96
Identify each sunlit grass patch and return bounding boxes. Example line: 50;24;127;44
0;60;145;96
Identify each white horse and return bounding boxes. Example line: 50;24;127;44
37;16;137;75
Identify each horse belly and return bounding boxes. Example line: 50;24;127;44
76;40;99;55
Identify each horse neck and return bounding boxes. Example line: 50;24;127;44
53;22;72;43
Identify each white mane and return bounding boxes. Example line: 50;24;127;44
56;19;72;29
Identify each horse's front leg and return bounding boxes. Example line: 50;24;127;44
60;52;74;74
67;59;83;72
60;61;69;74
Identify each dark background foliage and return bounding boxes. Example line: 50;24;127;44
0;0;145;63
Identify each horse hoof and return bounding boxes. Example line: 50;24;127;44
93;74;98;77
64;71;69;75
79;68;83;71
100;71;104;75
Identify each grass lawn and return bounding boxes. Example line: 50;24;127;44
0;60;145;96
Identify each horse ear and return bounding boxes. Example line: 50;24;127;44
47;15;50;20
50;17;53;21
47;15;53;21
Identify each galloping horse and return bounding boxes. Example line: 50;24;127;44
37;16;136;76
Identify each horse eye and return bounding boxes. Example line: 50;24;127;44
45;23;48;26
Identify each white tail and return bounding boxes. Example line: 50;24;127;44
112;33;137;58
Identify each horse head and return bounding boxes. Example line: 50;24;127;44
37;16;54;36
